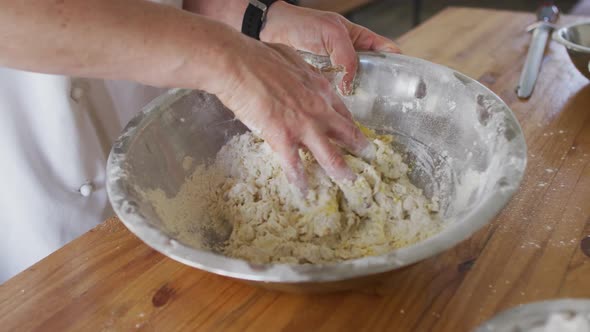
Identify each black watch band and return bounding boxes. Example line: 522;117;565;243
241;0;295;40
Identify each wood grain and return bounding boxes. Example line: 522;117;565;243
1;7;590;332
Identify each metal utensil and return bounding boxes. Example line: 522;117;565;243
516;3;560;99
106;53;527;292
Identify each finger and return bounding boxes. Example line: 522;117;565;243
303;125;356;182
266;134;308;193
329;90;354;121
326;113;375;162
347;23;401;53
322;23;358;95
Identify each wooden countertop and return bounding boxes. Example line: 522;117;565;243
2;7;590;332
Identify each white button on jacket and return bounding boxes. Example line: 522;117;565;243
0;0;182;283
70;85;84;102
79;182;94;197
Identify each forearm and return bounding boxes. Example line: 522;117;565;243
183;0;248;30
0;0;242;91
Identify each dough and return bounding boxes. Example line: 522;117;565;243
148;128;441;264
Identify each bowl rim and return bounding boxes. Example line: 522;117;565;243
552;20;590;53
475;298;590;331
106;53;528;283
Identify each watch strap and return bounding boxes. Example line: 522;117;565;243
242;0;295;40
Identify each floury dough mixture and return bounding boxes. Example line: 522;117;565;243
148;128;442;264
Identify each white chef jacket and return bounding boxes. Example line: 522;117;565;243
0;0;183;283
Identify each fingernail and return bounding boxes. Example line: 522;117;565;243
380;46;401;53
335;166;356;183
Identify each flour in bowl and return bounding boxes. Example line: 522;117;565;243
148;128;441;264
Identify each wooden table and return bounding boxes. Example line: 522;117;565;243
2;7;590;332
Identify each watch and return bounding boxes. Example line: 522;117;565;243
241;0;296;40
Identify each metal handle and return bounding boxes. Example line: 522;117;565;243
516;3;560;99
516;24;552;99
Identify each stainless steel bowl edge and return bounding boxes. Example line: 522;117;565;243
106;53;528;288
553;20;590;79
475;299;590;331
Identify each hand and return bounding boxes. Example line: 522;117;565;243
260;2;401;94
211;36;374;191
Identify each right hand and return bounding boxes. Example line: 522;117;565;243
210;37;374;191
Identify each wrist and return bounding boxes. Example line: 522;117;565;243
163;18;247;94
184;0;248;31
258;1;291;43
243;0;291;41
195;29;255;97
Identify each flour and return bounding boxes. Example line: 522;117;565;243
529;313;590;332
147;129;441;264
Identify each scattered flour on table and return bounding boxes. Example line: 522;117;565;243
147;128;441;264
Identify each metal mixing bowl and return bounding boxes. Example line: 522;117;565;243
106;53;527;291
553;21;590;79
475;299;590;331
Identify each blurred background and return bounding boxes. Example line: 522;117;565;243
297;0;590;38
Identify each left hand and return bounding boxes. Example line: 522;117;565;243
260;1;401;94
